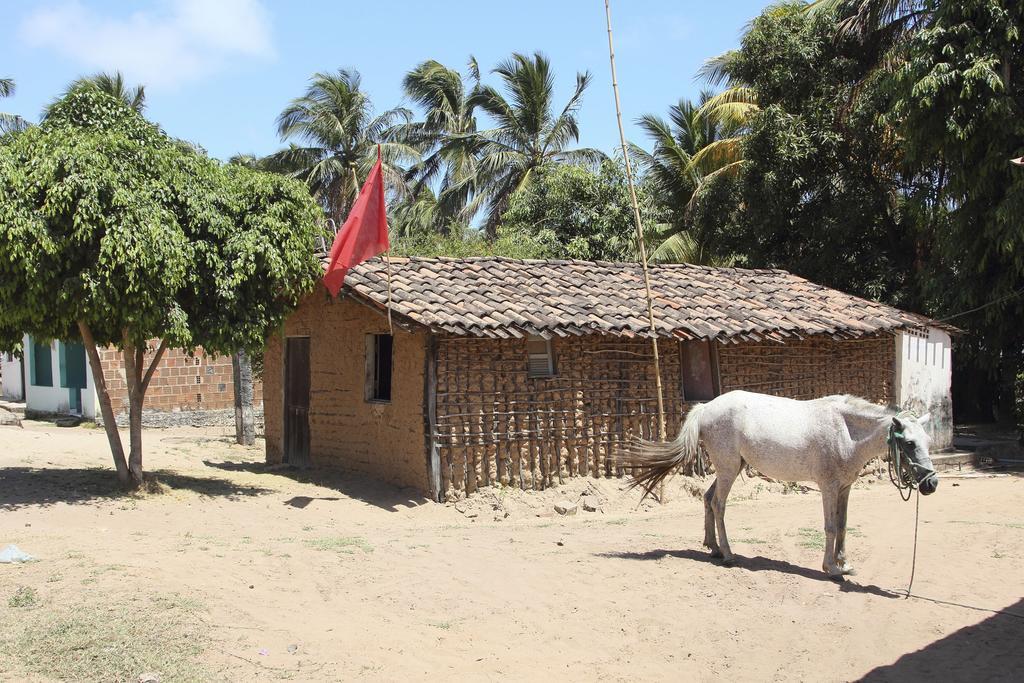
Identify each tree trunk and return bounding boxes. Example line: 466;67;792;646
78;321;130;486
121;343;145;488
120;333;169;489
232;349;255;446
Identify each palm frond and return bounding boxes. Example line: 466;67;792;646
697;50;741;87
687;137;745;177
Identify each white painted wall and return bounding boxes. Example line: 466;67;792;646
22;335;98;419
895;327;953;450
1;352;24;400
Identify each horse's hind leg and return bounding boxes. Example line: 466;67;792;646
711;466;740;565
703;480;720;557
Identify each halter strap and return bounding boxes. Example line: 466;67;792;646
887;409;933;501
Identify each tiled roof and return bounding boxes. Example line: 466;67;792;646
336;256;944;341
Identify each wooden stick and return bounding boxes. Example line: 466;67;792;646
604;0;667;442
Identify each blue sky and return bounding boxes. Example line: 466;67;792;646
2;0;774;162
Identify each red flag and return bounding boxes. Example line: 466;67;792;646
322;156;389;296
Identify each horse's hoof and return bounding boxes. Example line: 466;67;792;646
708;548;723;559
721;556;735;567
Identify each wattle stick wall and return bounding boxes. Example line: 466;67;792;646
434;333;895;500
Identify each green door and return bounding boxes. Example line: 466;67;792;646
59;341;88;414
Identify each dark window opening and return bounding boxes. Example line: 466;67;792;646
681;340;719;401
368;334;393;402
32;340;53;387
527;336;555;378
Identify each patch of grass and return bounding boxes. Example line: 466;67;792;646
9;587;37;608
795;527;825;550
429;621;453;630
305;536;373;554
606;518;628;526
0;592;208;682
732;537;768;545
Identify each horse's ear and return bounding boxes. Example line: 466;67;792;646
892;416;904;431
916;413;931;424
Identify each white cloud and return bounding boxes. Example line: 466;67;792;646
19;0;275;89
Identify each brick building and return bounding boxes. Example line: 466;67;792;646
1;336;261;426
263;257;954;501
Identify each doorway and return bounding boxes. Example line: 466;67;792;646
284;337;311;467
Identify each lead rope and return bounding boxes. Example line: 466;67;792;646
905;489;920;599
887;412;921;598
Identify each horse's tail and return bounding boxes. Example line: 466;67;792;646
621;403;707;500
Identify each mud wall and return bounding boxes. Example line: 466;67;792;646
264;291;428;490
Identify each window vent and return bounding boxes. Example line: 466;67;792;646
526;337;554;378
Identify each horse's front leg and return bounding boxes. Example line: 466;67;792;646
834;484;855;575
820;486;842;578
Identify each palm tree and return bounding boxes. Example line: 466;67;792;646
401;58;483;232
471;52;605;236
270;69;419;225
45;71;146;116
632;92;741;265
1;77;28;134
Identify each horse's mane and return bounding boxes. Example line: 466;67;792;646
828;394;893;419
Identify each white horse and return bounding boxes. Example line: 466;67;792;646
623;390;938;577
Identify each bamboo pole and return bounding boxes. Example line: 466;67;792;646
604;0;667;442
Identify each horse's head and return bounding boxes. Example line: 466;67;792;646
891;413;939;495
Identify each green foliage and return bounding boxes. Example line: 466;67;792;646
470;52;606;234
499;161;662;261
0;90;324;357
270;69;418;224
695;5;920;303
1;76;28;134
401;59;482;230
0;89;324;482
392;224;558;260
47;71;146;116
892;0;1024;354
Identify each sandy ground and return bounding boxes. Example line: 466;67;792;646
0;420;1022;682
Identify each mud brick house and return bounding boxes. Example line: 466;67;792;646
263;257;953;501
1;336;260;426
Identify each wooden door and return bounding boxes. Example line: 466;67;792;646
284;337;311;467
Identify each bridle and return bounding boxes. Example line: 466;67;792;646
886;410;935;502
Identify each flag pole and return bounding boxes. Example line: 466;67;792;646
604;0;667;442
351;153;394;336
378;146;394;335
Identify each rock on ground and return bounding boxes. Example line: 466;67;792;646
0;408;21;427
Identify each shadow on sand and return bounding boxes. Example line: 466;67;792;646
202;460;431;512
858;598;1024;681
0;466;272;510
597;547;900;598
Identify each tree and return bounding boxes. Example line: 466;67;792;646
471;52;605;236
402;59;483;231
1;77;28;134
0;91;324;486
271;69;419;226
47;71;146;115
632;92;742;263
499;160;666;261
695;4;920;302
888;0;1024;420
